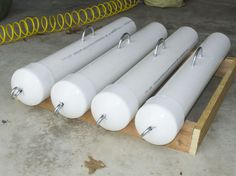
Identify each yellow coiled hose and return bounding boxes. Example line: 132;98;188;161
0;0;139;45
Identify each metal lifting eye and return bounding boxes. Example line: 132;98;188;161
96;114;106;125
154;38;166;56
192;47;203;67
10;87;23;99
118;32;131;49
81;25;95;42
141;126;156;137
54;102;64;115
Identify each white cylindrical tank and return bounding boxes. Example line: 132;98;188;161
10;17;136;106
91;27;198;131
51;22;168;118
135;33;231;145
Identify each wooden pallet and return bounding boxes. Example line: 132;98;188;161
38;57;236;155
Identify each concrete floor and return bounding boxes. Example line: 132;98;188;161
0;0;236;175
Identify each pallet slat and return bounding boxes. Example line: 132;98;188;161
38;57;236;155
39;99;196;153
189;58;236;155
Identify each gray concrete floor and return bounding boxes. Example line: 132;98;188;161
0;0;236;175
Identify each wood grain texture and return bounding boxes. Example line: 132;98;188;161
215;57;235;77
38;99;196;153
38;58;236;155
189;58;236;155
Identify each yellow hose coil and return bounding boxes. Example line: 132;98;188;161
0;0;139;45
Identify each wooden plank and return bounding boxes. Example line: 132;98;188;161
38;57;236;155
166;120;196;153
189;58;236;155
39;99;195;153
215;57;235;77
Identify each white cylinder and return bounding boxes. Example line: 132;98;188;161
135;33;231;145
11;17;136;106
51;22;168;118
91;27;198;131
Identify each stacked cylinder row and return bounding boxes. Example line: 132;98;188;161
11;17;231;145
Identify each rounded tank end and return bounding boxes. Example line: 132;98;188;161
91;84;139;131
51;80;92;119
135;104;180;145
11;63;54;106
91;91;132;131
135;96;185;145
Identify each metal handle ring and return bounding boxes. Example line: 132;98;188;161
96;114;106;125
54;102;64;115
154;38;166;56
141;126;156;137
192;47;203;67
118;33;131;49
10;87;23;99
81;25;95;42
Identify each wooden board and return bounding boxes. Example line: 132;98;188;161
38;57;236;155
189;57;236;154
39;98;196;152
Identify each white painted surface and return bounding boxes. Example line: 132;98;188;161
11;17;136;106
51;22;167;118
135;33;231;145
91;27;198;131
